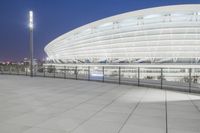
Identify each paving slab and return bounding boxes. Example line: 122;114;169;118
0;75;200;133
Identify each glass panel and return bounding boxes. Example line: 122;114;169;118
35;65;44;77
10;65;18;75
15;65;25;75
77;66;89;80
66;66;76;79
44;66;55;77
104;66;119;83
163;68;189;92
120;67;138;85
90;66;103;81
55;66;65;78
191;68;200;92
140;68;161;88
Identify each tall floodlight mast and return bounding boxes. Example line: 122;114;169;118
29;11;34;77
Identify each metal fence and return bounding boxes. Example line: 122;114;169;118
0;64;200;93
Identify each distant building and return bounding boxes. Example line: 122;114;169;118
23;58;38;66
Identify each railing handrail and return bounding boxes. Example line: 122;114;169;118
0;64;200;94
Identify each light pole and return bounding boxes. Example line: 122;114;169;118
29;11;34;77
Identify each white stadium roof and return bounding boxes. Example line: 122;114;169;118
45;4;200;64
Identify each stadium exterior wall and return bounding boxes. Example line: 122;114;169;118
45;4;200;64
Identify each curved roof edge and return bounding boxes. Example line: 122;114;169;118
45;4;200;50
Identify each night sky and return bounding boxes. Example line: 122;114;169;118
0;0;200;61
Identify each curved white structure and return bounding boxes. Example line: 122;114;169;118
45;4;200;64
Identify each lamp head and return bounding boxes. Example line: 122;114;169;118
29;11;33;29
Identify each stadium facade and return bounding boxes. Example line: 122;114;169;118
45;4;200;64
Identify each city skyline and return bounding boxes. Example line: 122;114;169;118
0;0;200;61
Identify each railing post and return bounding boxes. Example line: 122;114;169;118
2;66;4;75
75;66;78;80
25;66;27;76
33;66;36;76
64;66;66;79
9;65;11;75
14;65;16;75
103;66;104;82
1;66;3;74
0;66;1;74
33;65;35;77
161;68;163;89
43;66;46;77
189;68;192;93
67;66;69;79
24;64;26;76
17;65;19;75
88;66;90;81
119;67;121;84
54;66;56;78
138;67;140;86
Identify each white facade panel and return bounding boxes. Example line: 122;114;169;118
45;4;200;63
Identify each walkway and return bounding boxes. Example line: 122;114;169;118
0;75;199;133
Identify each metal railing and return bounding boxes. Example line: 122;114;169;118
0;64;200;93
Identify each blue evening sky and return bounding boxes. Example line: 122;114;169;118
0;0;200;61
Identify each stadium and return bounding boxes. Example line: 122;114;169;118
43;4;200;91
45;4;200;64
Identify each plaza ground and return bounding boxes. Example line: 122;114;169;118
0;75;200;133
